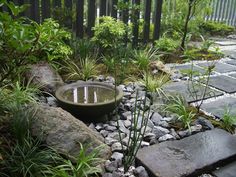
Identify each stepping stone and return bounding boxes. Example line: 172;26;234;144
171;64;206;76
213;162;236;177
136;129;236;177
203;75;236;93
225;60;236;66
229;53;236;59
229;73;236;78
201;97;236;118
215;41;236;46
197;62;236;73
163;81;223;103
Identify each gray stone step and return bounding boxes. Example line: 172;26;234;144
163;81;223;103
197;62;236;74
136;129;236;177
213;162;236;177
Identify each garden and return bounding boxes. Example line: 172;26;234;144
0;0;236;177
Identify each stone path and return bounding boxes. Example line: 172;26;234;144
137;36;236;177
136;129;236;177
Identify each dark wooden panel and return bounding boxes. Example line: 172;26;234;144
65;0;72;28
41;0;51;21
100;0;106;17
53;0;61;8
143;0;151;42
87;0;96;37
30;0;40;23
76;0;84;38
153;0;163;41
122;0;129;24
111;0;118;18
132;0;140;47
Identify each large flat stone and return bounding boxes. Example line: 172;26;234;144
171;64;206;75
204;75;236;93
136;129;236;177
229;73;236;78
225;60;236;66
215;41;236;46
163;81;223;103
213;162;236;177
201;97;236;118
197;62;236;73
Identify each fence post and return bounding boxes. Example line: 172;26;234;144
153;0;163;41
41;0;51;21
143;0;152;43
100;0;107;17
111;0;118;19
76;0;84;38
87;0;96;37
132;0;140;47
30;0;40;23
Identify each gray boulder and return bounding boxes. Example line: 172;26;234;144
31;104;111;161
24;62;64;94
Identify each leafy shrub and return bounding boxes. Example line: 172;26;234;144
92;16;129;52
154;37;179;52
200;21;235;36
0;2;72;86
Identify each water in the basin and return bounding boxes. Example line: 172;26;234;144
62;86;115;103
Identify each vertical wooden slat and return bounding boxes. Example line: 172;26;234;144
122;0;129;24
228;0;234;26
100;0;106;17
30;0;40;23
76;0;84;38
218;0;224;22
111;0;118;19
65;0;72;29
221;0;227;22
233;0;236;26
87;0;96;37
153;0;163;41
132;0;140;47
41;0;51;21
214;0;220;21
143;0;151;42
53;0;61;8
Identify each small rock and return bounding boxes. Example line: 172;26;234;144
88;123;96;130
158;134;174;142
191;124;202;133
147;119;154;129
104;124;117;131
178;130;191;138
111;152;123;166
157;121;170;128
194;117;214;130
46;96;58;107
105;160;118;172
143;133;156;142
117;120;129;134
105;137;118;146
152;126;170;138
107;132;125;140
100;130;109;137
141;141;150;147
121;111;132;120
150;138;158;145
111;142;123;152
105;76;115;84
170;128;180;139
97;75;105;82
151;112;163;125
124;120;131;128
133;166;149;177
95;123;104;131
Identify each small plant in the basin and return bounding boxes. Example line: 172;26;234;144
221;108;236;133
164;95;196;130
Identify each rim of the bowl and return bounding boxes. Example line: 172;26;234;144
55;81;123;106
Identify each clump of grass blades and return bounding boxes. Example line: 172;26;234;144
50;143;104;177
221;108;236;133
164;95;196;130
138;72;169;95
62;57;99;81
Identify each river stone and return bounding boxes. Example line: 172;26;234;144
202;75;236;93
136;129;236;177
24;62;64;94
31;104;111;160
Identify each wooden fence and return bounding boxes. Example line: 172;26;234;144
1;0;163;46
206;0;236;26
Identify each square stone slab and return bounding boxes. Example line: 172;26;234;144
203;75;236;93
215;41;236;46
136;129;236;177
171;64;206;76
229;53;236;59
197;62;236;73
163;81;223;103
229;73;236;78
201;97;236;118
213;162;236;177
225;60;236;66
